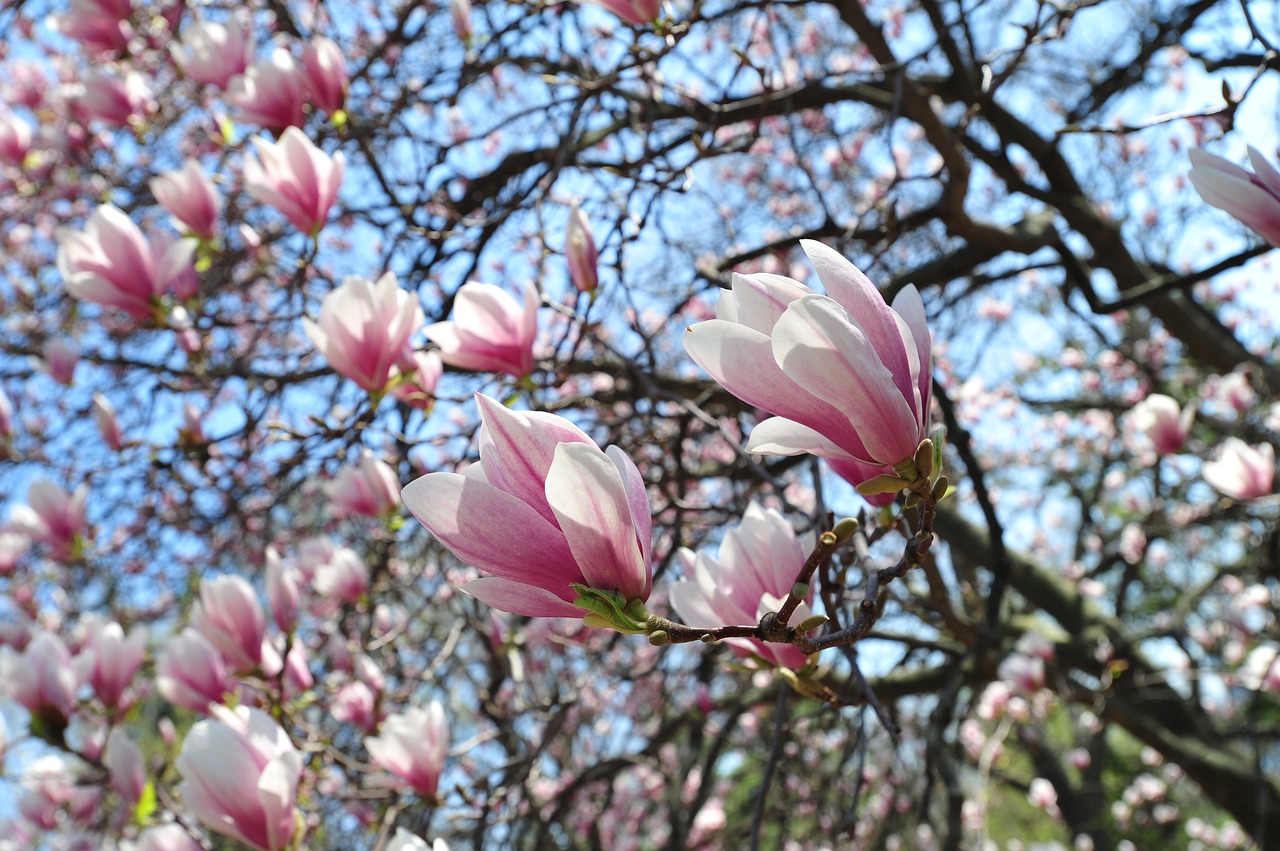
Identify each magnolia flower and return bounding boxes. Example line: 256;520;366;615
669;501;814;668
176;705;303;851
424;281;539;377
172;19;255;89
402;393;652;619
683;240;931;471
1189;147;1280;246
0;385;12;439
190;574;277;674
52;0;132;55
79;70;154;127
564;203;599;294
0;111;32;165
38;338;80;386
74;619;147;710
265;547;300;633
124;823;204;851
576;0;663;25
244;126;345;236
364;702;449;799
313;547;370;603
388;829;451;851
0;631;78;731
324;449;401;518
150;160;221;240
449;0;473;44
390;350;444;410
105;728;146;808
57;204;197;319
226;49;307;131
92;392;125;451
301;36;348;115
10;478;89;560
304;272;424;392
1126;393;1193;456
1203;438;1275;500
155;628;233;713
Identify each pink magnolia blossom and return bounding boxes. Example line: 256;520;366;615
0;631;78;729
304;272;423;392
683;240;932;470
1126;393;1193;456
150;159;221;239
105;728;146;808
576;0;663;25
283;641;312;696
57;204;197;319
75;619;147;710
0;530;30;574
364;702;449;799
301;36;348;115
155;627;233;713
564;202;599;294
998;653;1046;694
390;350;444;410
1189;147;1280;246
331;680;378;732
0;112;32;164
424;280;539;377
176;705;303;851
449;0;473;44
1203;438;1275;500
52;0;132;55
401;393;653;618
190;574;277;674
313;547;370;603
669;501;815;668
324;449;401;518
92;392;125;451
79;70;154;127
227;49;307;131
244;126;345;236
265;547;300;633
10;478;89;560
172;19;254;89
0;385;13;439
38;338;80;386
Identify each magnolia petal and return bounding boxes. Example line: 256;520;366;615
745;416;858;460
462;576;584;618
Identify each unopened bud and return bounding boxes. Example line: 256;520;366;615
648;630;669;646
931;475;950;501
914;439;934;481
857;474;912;496
795;614;828;634
904;491;921;509
791;582;809;600
832;517;857;542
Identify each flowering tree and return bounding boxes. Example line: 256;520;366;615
1;0;1278;849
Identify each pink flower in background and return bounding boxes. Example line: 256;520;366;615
0;112;32;164
332;681;378;732
75;619;147;710
0;530;30;574
998;653;1046;694
92;393;125;451
79;70;155;128
313;547;370;603
150;160;221;239
1189;147;1280;246
190;575;276;674
155;628;233;713
564;202;599;294
227;49;307;131
305;272;423;392
301;36;348;115
38;338;80;386
669;501;814;668
402;394;652;618
683;240;932;470
0;631;78;729
244;126;345;236
172;19;255;89
365;702;449;799
0;386;12;439
1126;394;1193;456
265;548;300;633
1203;438;1274;500
52;0;132;55
390;350;444;410
450;0;473;44
10;478;89;560
105;728;146;808
424;281;539;377
324;449;401;518
577;0;663;25
128;824;205;851
176;705;303;851
57;204;197;319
